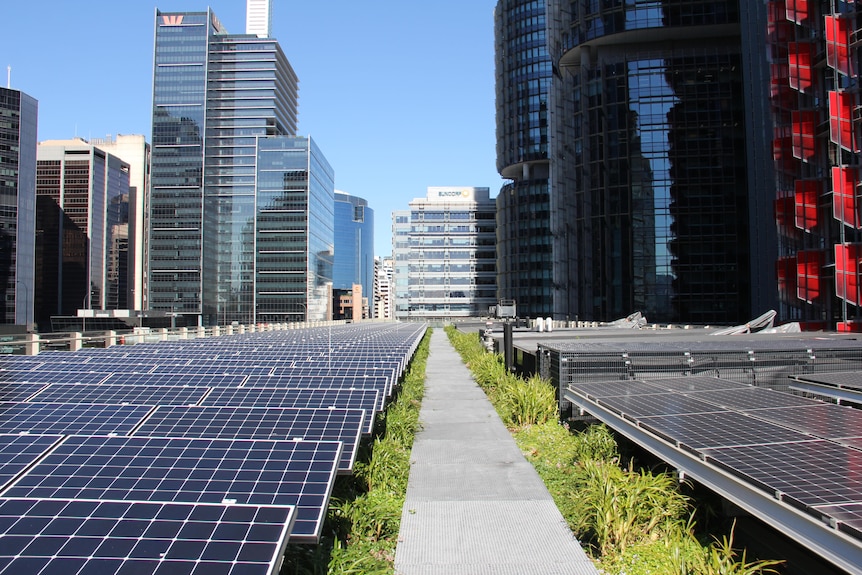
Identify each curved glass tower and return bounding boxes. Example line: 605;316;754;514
495;0;554;318
333;191;374;297
547;0;775;323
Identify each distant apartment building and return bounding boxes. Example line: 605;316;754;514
35;139;130;327
88;134;150;312
374;256;394;319
149;8;336;325
0;87;38;327
392;187;497;320
333;190;374;319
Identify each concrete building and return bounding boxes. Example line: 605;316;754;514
149;7;336;325
392;187;497;320
374;256;394;320
35;139;131;326
88;135;150;312
0;87;38;328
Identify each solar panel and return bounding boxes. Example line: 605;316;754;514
814;502;862;539
101;373;247;387
567;380;674;400
2;435;341;543
0;370;111;385
0;403;153;436
688;387;823;410
134;406;365;472
595;393;726;419
0;434;64;490
0;383;46;402
702;440;862;508
794;371;862;390
149;364;275;376
30;383;210;407
743;404;862;441
638;411;814;451
641;376;752;393
0;497;294;575
201;387;381;434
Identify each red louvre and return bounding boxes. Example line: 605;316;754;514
835;243;862;306
796;250;823;302
825;14;854;77
829;91;858;152
791;110;818;160
785;0;809;24
775;196;795;232
777;256;798;302
788;42;815;92
795;179;819;230
832;166;861;228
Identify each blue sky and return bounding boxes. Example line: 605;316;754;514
1;0;502;257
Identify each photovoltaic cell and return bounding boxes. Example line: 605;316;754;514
101;372;247;387
688;387;822;410
793;371;862;390
743;404;862;442
566;379;670;399
134;406;365;472
596;393;725;418
0;383;46;402
0;403;153;436
0;370;110;385
641;376;752;393
2;435;341;543
0;497;294;575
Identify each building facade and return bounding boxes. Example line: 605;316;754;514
373;255;394;319
768;2;862;331
35;139;131;326
543;0;776;324
494;0;555;319
0;87;38;327
89;135;150;312
333;190;374;317
392;187;497;320
150;8;332;326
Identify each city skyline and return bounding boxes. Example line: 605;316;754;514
1;0;501;257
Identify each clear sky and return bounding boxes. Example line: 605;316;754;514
1;0;502;257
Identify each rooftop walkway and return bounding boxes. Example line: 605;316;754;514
394;330;599;575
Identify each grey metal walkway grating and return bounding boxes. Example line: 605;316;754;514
394;330;599;575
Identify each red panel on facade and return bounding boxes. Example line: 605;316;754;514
785;0;809;24
794;179;819;230
825;14;855;77
837;321;862;332
835;244;861;306
788;42;815;92
829;91;858;152
832;166;861;228
773;135;797;174
796;250;823;303
791;110;818;161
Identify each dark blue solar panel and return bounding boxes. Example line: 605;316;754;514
0;370;111;385
101;373;246;387
0;383;46;402
2;435;341;543
30;384;210;407
0;403;153;436
201;387;381;434
0;498;294;575
134;406;364;472
0;434;63;490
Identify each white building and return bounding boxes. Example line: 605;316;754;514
374;256;394;319
392;187;497;320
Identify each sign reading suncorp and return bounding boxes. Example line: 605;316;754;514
429;187;474;201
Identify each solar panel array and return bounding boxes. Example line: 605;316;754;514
564;375;862;542
0;322;426;572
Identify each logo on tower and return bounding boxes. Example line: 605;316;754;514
161;15;184;26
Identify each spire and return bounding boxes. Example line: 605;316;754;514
246;0;272;38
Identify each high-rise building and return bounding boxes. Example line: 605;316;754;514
768;2;862;331
246;0;272;38
88;135;150;312
150;7;336;326
374;256;394;319
494;0;554;319
35;139;131;325
333;190;374;316
392;187;497;320
540;0;775;324
0;87;38;327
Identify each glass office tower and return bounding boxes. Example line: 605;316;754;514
0;88;37;327
494;0;554;319
546;0;775;324
333;191;374;296
150;9;305;326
